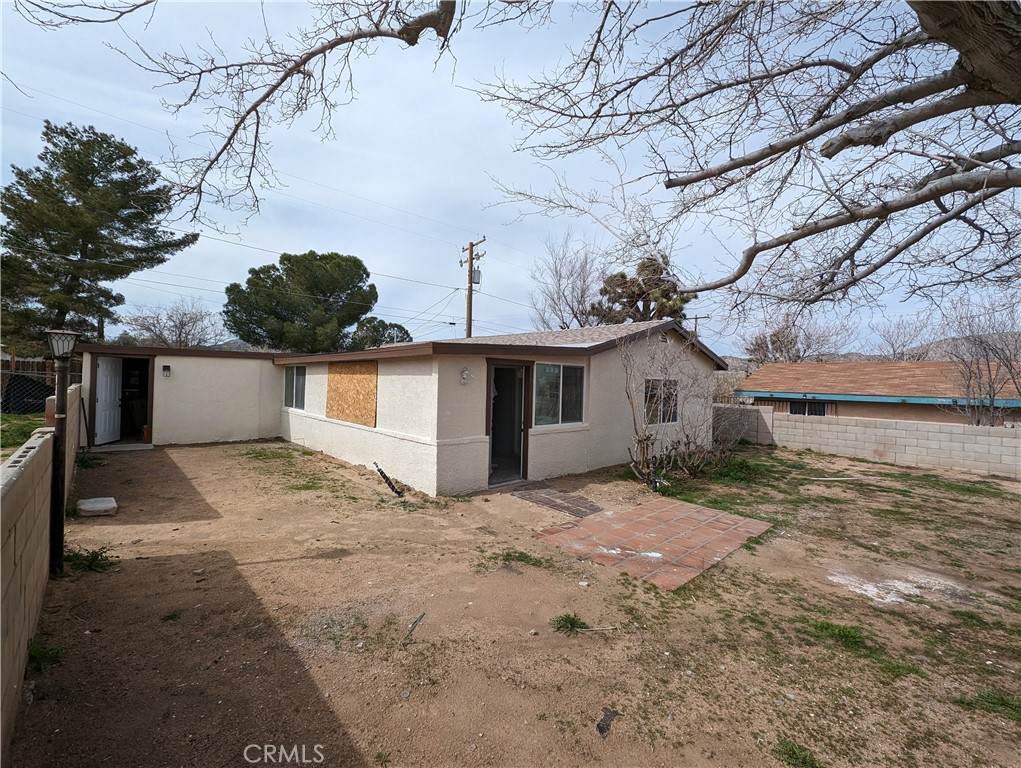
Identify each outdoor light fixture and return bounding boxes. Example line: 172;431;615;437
44;329;80;577
45;328;81;360
163;365;172;377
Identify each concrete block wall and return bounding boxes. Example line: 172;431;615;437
1;431;54;756
713;404;774;445
771;414;1020;480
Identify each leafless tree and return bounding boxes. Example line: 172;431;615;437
867;313;937;361
122;298;230;348
740;312;857;367
938;292;1021;426
528;232;603;331
617;331;741;486
490;2;1021;308
17;2;1021;305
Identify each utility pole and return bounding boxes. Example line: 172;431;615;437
686;314;711;337
460;236;485;338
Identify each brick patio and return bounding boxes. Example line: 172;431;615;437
534;498;771;591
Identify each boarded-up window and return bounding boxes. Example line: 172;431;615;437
327;361;377;427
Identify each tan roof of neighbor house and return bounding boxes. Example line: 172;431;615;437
736;361;1021;400
276;319;728;369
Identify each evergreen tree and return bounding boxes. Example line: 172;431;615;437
223;250;409;353
589;257;690;325
1;121;197;354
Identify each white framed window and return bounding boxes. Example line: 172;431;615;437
534;363;584;425
644;379;679;424
284;365;306;409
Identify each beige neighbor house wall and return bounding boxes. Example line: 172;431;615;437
281;359;442;495
772;414;1020;480
152;356;282;444
2;385;82;758
80;352;282;446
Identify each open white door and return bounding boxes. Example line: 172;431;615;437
95;357;122;445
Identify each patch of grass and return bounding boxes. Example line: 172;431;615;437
243;447;295;462
25;638;63;676
741;534;765;553
950;609;990;628
0;412;46;453
952;691;1021;723
796;618;922;679
710;457;766;484
161;610;182;622
494;549;545;568
773;737;824;768
63;545;113;573
287;479;324;491
806;619;867;650
550;613;589;636
373;751;391;766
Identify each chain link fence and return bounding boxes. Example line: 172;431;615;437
0;361;83;458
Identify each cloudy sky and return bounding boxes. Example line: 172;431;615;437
1;2;924;355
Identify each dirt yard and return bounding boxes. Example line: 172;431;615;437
9;442;1021;767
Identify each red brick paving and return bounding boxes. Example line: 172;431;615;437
533;498;771;590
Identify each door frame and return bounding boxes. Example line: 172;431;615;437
87;353;156;448
485;358;533;483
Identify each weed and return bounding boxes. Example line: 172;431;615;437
74;449;105;469
373;751;391;766
495;550;545;568
773;737;824;768
741;534;765;553
550;613;589;636
952;691;1021;723
161;610;182;622
63;545;113;573
711;458;766;484
26;638;63;676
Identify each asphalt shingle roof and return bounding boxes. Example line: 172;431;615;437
737;361;1021;400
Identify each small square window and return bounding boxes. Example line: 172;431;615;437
534;364;584;425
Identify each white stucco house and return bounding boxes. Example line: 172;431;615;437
78;320;726;496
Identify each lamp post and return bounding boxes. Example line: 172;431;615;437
45;329;80;576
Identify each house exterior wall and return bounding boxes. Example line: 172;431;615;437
81;352;282;446
281;359;442;495
753;397;1020;425
152;356;283;444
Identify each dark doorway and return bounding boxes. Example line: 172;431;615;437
120;358;150;442
489;365;525;484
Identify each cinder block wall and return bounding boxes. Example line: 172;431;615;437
1;384;81;756
772;414;1020;480
713;404;774;445
1;431;54;755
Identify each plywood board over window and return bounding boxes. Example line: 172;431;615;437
327;361;377;427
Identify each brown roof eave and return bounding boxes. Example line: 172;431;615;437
78;343;278;360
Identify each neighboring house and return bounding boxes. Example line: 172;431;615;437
78;320;726;495
735;361;1021;425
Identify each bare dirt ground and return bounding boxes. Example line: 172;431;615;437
9;442;1021;768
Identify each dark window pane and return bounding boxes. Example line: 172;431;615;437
561;366;584;423
285;366;295;407
535;364;561;425
806;401;825;416
662;379;678;423
645;379;660;424
789;400;806;415
293;366;306;410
